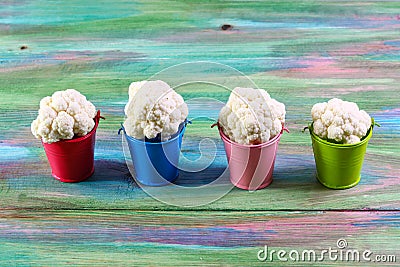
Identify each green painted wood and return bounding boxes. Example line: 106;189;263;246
1;1;400;265
0;210;398;266
1;0;400;210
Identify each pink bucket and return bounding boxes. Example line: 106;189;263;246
217;124;287;190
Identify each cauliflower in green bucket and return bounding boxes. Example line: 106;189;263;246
311;98;372;144
31;89;97;144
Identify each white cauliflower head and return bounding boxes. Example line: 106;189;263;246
31;89;97;144
311;98;371;144
218;87;286;145
123;80;188;141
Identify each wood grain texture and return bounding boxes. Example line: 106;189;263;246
0;210;399;266
1;0;399;211
0;0;399;265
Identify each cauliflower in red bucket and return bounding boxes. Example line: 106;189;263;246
311;98;372;144
218;87;286;145
31;89;97;143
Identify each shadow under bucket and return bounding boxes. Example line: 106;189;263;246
42;110;102;183
216;124;286;191
309;122;374;189
120;123;187;186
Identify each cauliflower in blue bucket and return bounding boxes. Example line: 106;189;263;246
311;98;372;144
123;80;188;141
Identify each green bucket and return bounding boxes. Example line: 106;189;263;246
309;121;374;189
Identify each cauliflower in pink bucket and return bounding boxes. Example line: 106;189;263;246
31;89;97;143
218;87;286;145
311;98;372;144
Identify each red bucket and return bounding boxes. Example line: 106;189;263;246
42;111;102;183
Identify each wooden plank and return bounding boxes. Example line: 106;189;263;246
0;210;398;266
1;1;399;266
0;154;399;210
1;1;399;211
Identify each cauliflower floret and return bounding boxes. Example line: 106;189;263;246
345;135;361;144
124;80;148;115
123;80;188;141
31;89;97;144
311;102;327;121
218;87;286;145
313;119;327;139
52;111;75;140
311;98;371;144
327;124;344;142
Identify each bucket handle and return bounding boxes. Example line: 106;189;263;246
95;110;105;122
283;125;290;133
184;119;192;126
118;124;125;135
372;118;380;128
302;125;310;133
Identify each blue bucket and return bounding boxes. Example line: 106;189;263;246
119;122;187;186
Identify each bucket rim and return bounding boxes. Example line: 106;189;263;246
42;110;101;146
309;120;373;148
217;122;284;148
123;123;187;145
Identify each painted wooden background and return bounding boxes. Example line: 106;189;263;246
0;0;399;266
